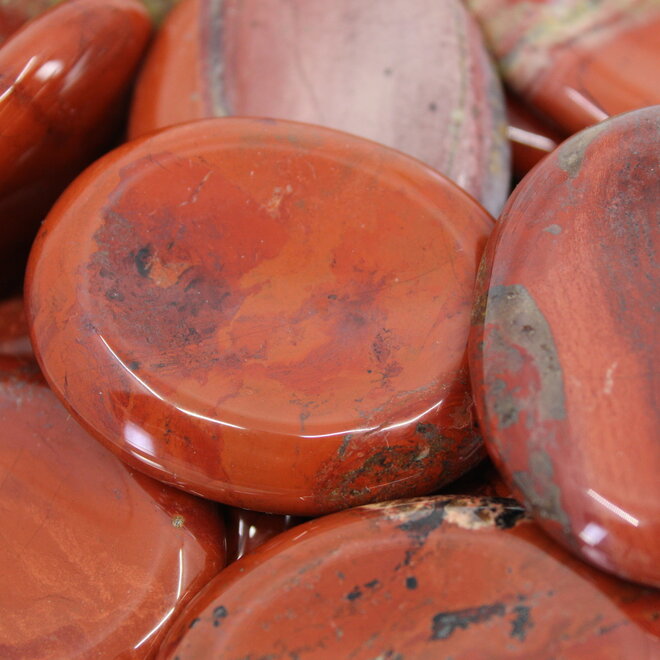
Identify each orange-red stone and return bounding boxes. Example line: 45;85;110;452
27;117;493;515
158;496;660;659
0;357;225;659
0;0;150;275
129;0;510;216
469;106;660;587
468;0;660;134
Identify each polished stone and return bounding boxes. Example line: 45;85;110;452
469;106;660;587
225;508;306;564
468;0;660;134
27;117;493;515
0;0;150;281
129;0;510;216
158;496;660;659
0;357;226;659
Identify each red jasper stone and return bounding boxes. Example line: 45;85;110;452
225;508;306;564
27;117;492;515
129;0;510;216
158;496;660;659
0;297;31;358
0;0;150;276
506;92;565;179
0;357;225;659
469;107;660;587
467;0;660;135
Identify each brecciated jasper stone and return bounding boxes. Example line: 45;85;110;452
157;496;660;659
224;508;306;564
0;0;150;268
128;0;510;217
469;107;660;587
467;0;660;135
0;357;226;659
26;118;493;515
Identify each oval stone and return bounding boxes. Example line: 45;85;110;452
0;0;150;277
0;357;226;659
26;117;492;515
469;106;660;586
467;0;660;134
128;0;510;216
158;496;660;659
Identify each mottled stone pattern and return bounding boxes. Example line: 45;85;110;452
0;358;225;660
469;107;660;587
130;0;510;216
467;0;660;133
0;0;151;281
158;496;660;659
27;118;492;515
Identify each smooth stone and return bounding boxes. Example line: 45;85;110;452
224;508;306;564
0;0;151;281
158;496;660;659
0;357;226;659
467;0;660;134
27;117;492;515
128;0;510;217
469;107;660;587
506;92;565;180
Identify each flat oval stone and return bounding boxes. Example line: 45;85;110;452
26;117;492;515
129;0;510;216
224;508;306;563
0;0;150;274
467;0;660;134
158;496;660;659
469;107;660;586
0;357;226;659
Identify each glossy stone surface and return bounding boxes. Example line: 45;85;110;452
0;0;150;277
27;117;492;515
506;92;565;179
225;508;306;564
158;496;660;659
0;1;60;46
469;107;660;586
0;297;31;358
129;0;510;216
467;0;660;134
0;358;226;659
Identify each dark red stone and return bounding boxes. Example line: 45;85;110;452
129;0;510;216
158;496;660;659
506;92;565;179
0;0;151;281
469;106;660;587
0;357;226;658
27;117;493;515
0;297;31;358
225;508;306;563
